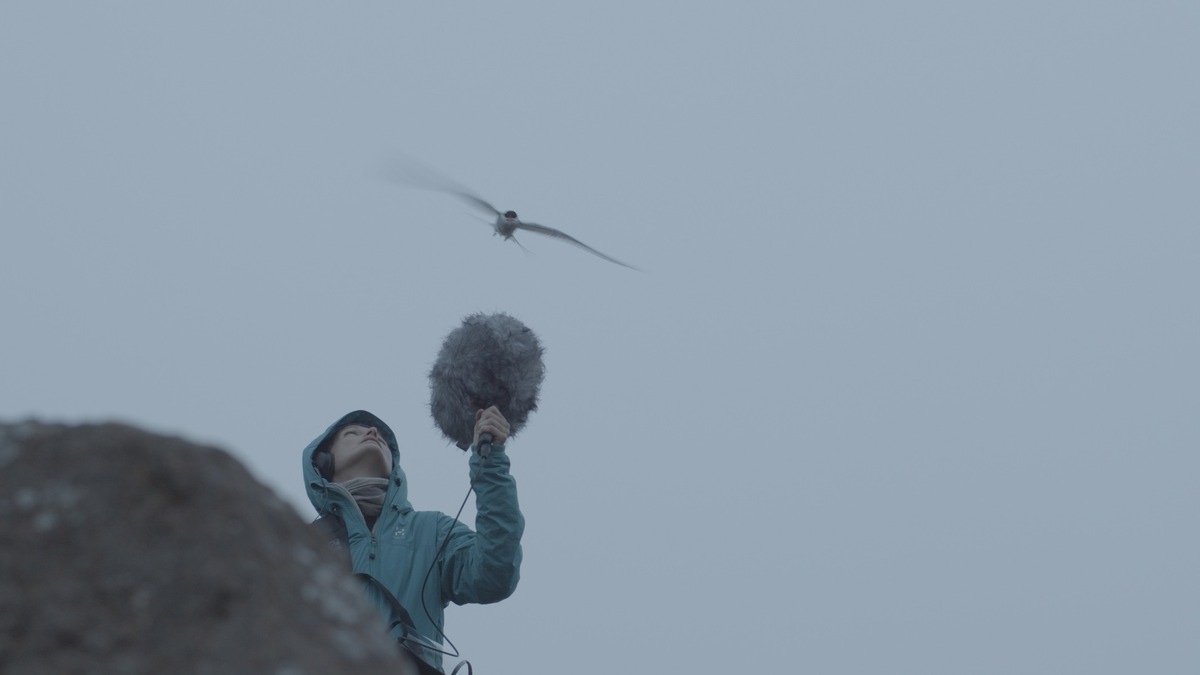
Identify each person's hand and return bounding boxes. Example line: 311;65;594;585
473;406;511;448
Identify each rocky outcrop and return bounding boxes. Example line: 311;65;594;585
0;420;414;675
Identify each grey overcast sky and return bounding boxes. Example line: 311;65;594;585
2;2;1197;673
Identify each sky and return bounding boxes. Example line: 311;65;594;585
2;2;1197;673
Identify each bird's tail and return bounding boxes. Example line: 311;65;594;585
509;235;533;254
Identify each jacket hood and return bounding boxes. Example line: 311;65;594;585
302;409;412;515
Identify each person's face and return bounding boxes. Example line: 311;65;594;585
328;424;393;481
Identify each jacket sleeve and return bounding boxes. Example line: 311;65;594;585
438;445;525;605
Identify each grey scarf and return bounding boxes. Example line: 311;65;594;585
340;476;390;518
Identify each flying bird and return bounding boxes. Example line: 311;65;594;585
386;157;639;270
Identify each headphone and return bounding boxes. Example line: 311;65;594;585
314;449;335;480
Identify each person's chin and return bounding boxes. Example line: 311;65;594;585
342;449;389;476
365;449;392;475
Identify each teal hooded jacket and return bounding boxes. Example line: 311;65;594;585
302;410;524;663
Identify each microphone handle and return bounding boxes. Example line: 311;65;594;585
477;432;493;458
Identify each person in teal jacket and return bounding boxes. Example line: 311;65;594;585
301;408;524;670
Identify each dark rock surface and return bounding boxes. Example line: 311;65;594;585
0;420;413;675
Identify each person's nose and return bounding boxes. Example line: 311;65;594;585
365;426;382;441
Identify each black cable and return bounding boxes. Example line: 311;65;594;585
418;479;476;659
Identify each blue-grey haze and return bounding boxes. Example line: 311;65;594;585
2;3;1196;673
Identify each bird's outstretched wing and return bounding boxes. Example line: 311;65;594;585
517;221;639;270
445;189;501;217
382;155;501;216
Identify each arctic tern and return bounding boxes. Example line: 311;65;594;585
387;157;639;270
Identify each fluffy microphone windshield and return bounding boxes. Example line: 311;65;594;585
429;312;545;450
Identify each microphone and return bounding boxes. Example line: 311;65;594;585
429;312;545;457
477;432;494;458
